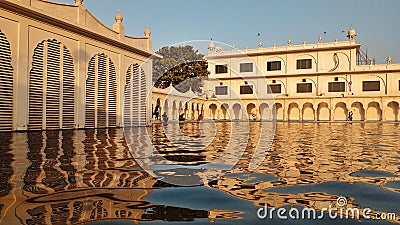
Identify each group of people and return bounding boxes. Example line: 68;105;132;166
153;106;203;124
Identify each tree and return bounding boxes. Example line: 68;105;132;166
153;45;209;93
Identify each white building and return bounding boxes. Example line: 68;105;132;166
203;28;400;122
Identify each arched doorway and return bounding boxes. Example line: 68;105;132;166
317;102;330;121
273;103;283;121
209;104;217;119
260;103;271;120
288;103;300;121
351;102;365;121
334;102;347;121
366;102;382;121
221;104;229;120
386;101;399;121
302;102;314;121
233;103;241;120
247;103;257;120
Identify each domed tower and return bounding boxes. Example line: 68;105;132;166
144;25;151;37
208;39;215;53
112;9;125;38
347;27;356;40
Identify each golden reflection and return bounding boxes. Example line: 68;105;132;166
0;122;400;224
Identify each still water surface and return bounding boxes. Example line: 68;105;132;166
1;122;400;224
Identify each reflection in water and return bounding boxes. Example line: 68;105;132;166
0;122;400;224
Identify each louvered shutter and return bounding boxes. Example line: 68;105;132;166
0;30;13;131
86;53;117;128
131;64;139;126
108;59;117;127
123;66;132;126
29;42;44;130
139;68;147;126
29;39;75;130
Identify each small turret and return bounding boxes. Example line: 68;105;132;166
144;25;151;37
347;27;356;40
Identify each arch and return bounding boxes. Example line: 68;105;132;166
86;53;117;128
334;102;347;121
191;102;196;120
288;102;300;121
386;101;399;121
0;30;13;131
221;103;229;120
302;102;314;121
233;103;241;120
260;103;271;120
164;99;170;115
29;39;75;130
184;102;189;119
247;103;257;120
351;102;365;121
178;101;183;115
209;103;217;119
317;102;330;121
366;101;382;121
172;101;177;120
273;103;283;121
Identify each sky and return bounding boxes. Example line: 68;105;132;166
59;0;400;64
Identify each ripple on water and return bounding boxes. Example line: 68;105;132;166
350;170;396;177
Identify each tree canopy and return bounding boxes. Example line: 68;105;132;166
153;45;209;93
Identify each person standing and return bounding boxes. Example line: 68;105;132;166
348;111;353;121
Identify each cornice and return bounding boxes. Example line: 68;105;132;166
0;0;155;58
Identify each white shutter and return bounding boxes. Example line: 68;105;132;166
46;40;61;129
0;30;13;131
132;64;140;126
85;57;96;128
140;68;146;126
97;54;107;128
29;42;44;130
86;53;117;128
62;45;75;129
108;59;117;127
123;66;132;127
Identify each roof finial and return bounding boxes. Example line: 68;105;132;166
115;9;123;23
144;24;151;37
347;27;356;40
74;0;83;5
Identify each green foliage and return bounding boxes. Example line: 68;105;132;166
153;45;209;93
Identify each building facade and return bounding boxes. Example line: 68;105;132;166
152;85;206;121
203;29;400;122
0;0;156;132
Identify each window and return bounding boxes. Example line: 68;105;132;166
297;59;312;69
215;86;228;95
267;84;282;94
240;85;253;94
267;61;281;71
363;81;380;91
398;80;400;91
328;82;345;92
240;63;253;72
215;65;228;74
297;83;312;93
